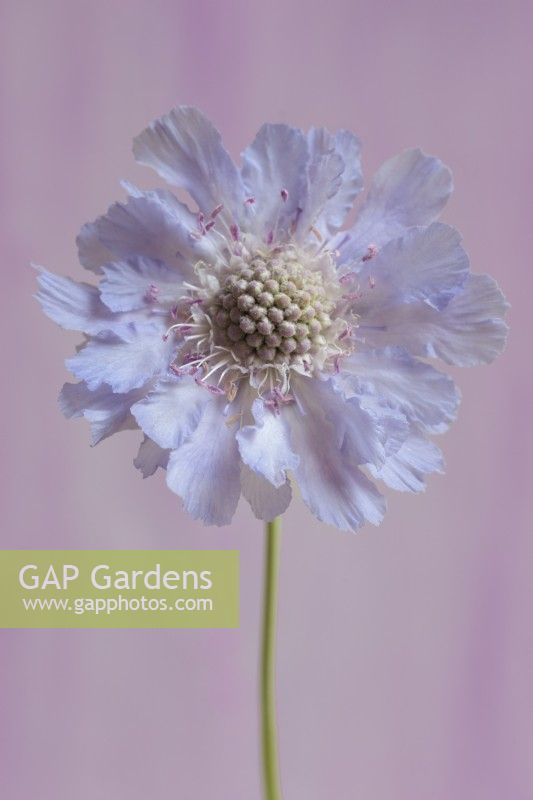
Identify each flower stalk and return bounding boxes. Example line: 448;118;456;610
261;516;283;800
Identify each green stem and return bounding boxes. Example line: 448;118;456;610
261;516;283;800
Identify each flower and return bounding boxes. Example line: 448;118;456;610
36;106;508;530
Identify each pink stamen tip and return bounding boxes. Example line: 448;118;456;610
266;231;274;245
197;212;205;223
170;306;178;318
362;243;378;262
195;378;225;396
162;334;169;341
340;272;356;285
339;325;353;341
211;204;223;218
244;196;255;205
205;220;216;231
230;223;240;241
280;188;289;202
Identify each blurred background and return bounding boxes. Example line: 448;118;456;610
1;1;531;798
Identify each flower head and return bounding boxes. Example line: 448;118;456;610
37;107;508;530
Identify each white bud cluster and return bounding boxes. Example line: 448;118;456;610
208;250;335;367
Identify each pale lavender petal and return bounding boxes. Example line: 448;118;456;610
134;436;169;478
288;401;386;531
369;433;444;492
354;223;469;314
100;256;182;312
336;347;460;434
356;273;509;366
236;398;299;487
293;375;395;468
59;381;145;445
166;399;241;526
241;123;309;239
285;377;387;531
77;188;216;278
240;465;292;521
66;321;175;393
337;148;452;263
298;127;362;239
131;377;209;450
35;268;119;334
133;106;244;221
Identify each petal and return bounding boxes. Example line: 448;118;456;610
294;133;344;241
368;433;444;492
132;106;244;220
35;268;118;335
166;399;241;526
241;123;309;239
131;377;209;450
66;321;175;393
297;128;362;240
337;148;452;263
354;223;469;313
59;381;144;445
285;378;387;531
99;256;181;312
133;436;169;478
77;188;215;277
356;273;509;366
240;465;292;521
236;398;299;488
337;347;460;434
293;375;393;468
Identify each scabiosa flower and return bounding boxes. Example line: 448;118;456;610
36;106;508;530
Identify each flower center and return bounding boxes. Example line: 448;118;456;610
207;247;334;369
166;241;354;398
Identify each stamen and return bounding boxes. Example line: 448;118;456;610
194;377;226;396
362;243;378;262
145;283;159;303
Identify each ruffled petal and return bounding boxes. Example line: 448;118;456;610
354;223;469;313
337;148;452;263
35;268;119;335
133;436;169;478
131;377;209;450
59;381;144;445
133;106;244;221
368;433;444;492
66;321;175;393
236;398;299;487
293;375;396;468
241;123;309;239
99;256;182;312
356;273;508;366
77;188;215;277
297;128;362;240
336;347;460;434
240;465;292;521
166;399;241;526
285;377;387;531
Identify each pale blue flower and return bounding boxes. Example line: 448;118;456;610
37;107;508;530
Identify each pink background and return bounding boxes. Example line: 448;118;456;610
1;1;531;798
